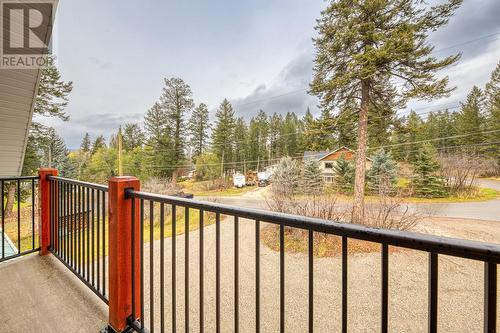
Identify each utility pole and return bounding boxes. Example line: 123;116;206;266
118;126;123;176
256;131;261;172
220;149;225;179
48;146;52;168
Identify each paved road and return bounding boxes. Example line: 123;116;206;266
414;179;500;221
214;179;500;222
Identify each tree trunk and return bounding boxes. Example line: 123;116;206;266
4;183;16;219
352;80;370;224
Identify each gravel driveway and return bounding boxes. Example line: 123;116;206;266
139;215;500;332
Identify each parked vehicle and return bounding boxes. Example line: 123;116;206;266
233;174;246;188
258;179;268;187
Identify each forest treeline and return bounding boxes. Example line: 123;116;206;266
22;62;500;184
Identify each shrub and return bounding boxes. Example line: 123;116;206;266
333;155;354;194
367;149;398;195
411;145;448;198
302;159;323;195
271;157;301;198
195;153;220;181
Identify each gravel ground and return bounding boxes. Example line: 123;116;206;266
138;215;500;332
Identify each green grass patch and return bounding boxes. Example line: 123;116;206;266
180;180;257;197
405;187;499;203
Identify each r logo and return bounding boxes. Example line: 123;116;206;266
2;1;54;55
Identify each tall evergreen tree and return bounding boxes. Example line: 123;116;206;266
232;117;249;172
160;77;194;180
80;133;92;152
143;102;172;178
485;63;500;161
188;103;210;159
122;123;145;150
92;135;107;154
211;99;235;172
456;86;486;148
282;112;301;157
310;0;462;223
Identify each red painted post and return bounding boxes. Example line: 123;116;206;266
108;176;141;332
38;168;58;255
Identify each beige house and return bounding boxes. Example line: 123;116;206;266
303;146;372;183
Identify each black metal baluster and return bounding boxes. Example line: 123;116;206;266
150;200;154;332
96;188;101;292
484;262;497;333
342;236;347;333
63;183;67;261
200;209;204;333
78;186;82;275
381;244;389;333
280;223;284;332
140;199;145;331
308;229;313;333
17;180;20;253
131;195;136;321
185;207;190;333
1;180;4;259
235;216;239;333
160;203;165;333
428;253;438;333
91;189;95;287
172;204;176;332
86;187;90;281
102;191;106;297
256;220;260;333
49;180;53;252
32;179;35;250
90;189;95;287
71;184;75;268
216;212;220;333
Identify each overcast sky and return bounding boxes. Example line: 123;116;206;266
38;0;500;149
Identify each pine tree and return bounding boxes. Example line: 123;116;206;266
300;108;316;151
282;112;301;157
411;145;448;198
303;159;323;195
92;135;107;155
247;111;269;171
310;0;462;223
80;133;91;152
333;155;355;194
143;102;172;178
34;56;73;122
211;99;235;172
232;117;248;172
367;149;398;195
122;123;145;150
456;86;486;148
269;113;284;160
160;78;194;180
484;63;500;162
188;103;210;159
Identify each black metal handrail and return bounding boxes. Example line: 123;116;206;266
0;176;40;263
125;189;499;333
47;175;109;304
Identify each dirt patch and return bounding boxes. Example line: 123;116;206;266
261;216;500;257
261;224;403;257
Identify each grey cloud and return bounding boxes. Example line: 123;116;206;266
231;51;319;119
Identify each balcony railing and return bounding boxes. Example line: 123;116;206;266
0;176;39;262
1;169;499;332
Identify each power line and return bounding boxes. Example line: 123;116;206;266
123;128;500;170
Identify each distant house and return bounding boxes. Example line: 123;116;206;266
303;146;372;183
